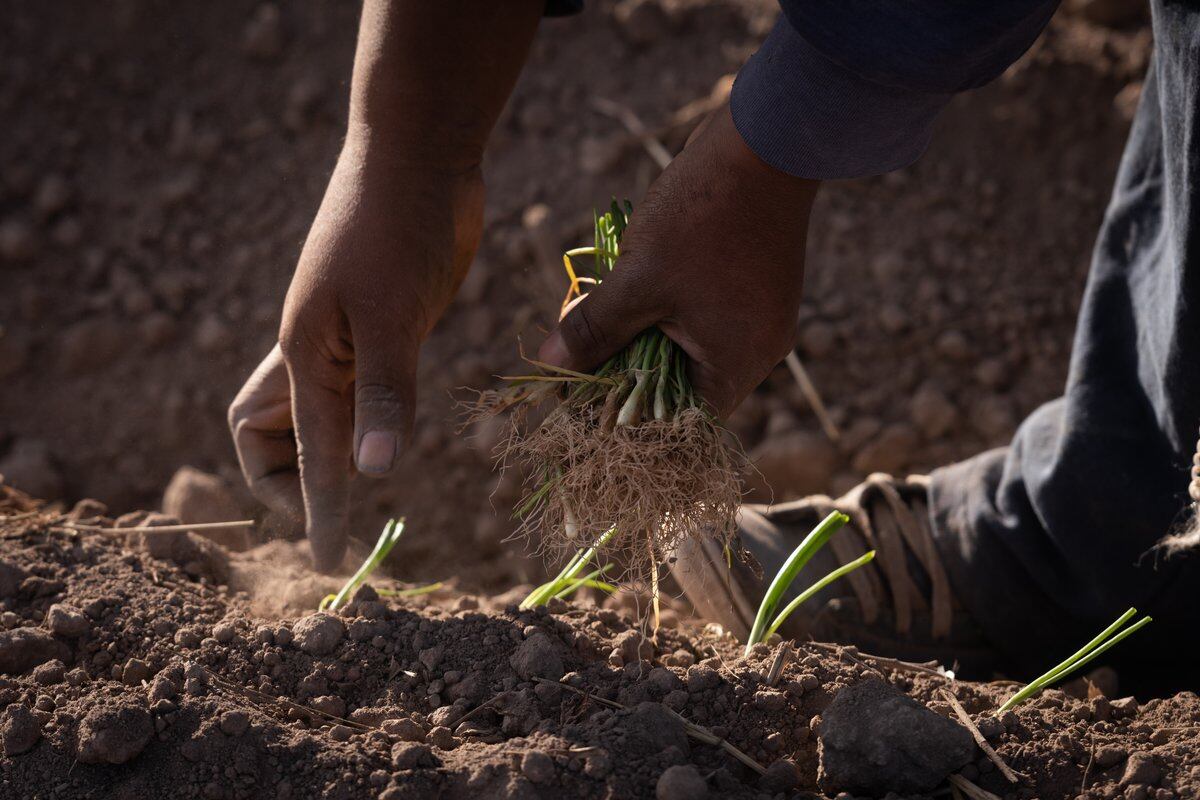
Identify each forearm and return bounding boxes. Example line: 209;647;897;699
347;0;544;168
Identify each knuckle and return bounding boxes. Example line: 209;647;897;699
354;381;406;422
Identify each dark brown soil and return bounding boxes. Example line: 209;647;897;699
4;485;1200;800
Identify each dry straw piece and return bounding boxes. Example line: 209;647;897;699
468;201;742;583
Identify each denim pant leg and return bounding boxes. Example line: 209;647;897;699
928;2;1200;693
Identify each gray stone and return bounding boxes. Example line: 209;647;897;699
817;678;974;796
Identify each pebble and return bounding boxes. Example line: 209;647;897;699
1;704;41;756
45;603;90;637
122;658;151;686
75;701;153;764
521;750;556;784
509;633;564;681
382;717;426;743
391;741;434;770
614;0;671;46
292;613;345;656
219;710;250;736
817;678;973;796
1122;753;1162;787
656;764;708;800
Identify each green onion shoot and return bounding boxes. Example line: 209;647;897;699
997;607;1152;713
743;511;874;657
318;519;441;611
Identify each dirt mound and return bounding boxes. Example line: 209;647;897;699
2;485;1199;799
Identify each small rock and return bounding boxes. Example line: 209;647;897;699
1121;753;1162;787
32;659;66;685
212;621;236;643
1096;745;1128;769
391;741;435;770
685;665;720;693
46;603;91;637
162;467;251;548
656;764;707;800
509;633;564;681
310;695;346;719
0;628;71;674
219;710;250;736
817;678;974;796
382;717;426;742
418;644;444;672
427;725;454;750
522;750;556;784
1;704;41;755
292;613;345;656
122;658;151;686
76;700;154;764
613;629;654;665
753;690;787;713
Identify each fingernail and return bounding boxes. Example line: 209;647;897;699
357;431;396;475
538;330;569;367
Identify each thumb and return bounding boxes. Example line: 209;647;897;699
538;266;665;372
351;322;419;478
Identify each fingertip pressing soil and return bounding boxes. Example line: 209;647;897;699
3;484;1200;800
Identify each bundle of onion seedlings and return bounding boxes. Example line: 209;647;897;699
470;201;742;582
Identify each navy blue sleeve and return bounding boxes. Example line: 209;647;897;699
733;1;1060;179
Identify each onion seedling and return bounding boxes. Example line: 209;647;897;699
521;528;617;608
318;519;441;611
744;511;875;657
470;200;742;583
997;607;1152;713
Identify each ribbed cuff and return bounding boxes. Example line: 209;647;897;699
731;15;953;180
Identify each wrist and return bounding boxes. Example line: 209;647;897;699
716;104;819;209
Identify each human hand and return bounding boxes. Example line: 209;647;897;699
538;103;819;417
229;142;484;571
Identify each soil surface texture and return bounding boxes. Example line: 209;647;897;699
3;485;1200;800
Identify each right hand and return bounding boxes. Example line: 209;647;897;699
229;139;484;571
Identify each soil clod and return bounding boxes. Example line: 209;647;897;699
817;677;975;796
